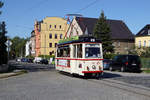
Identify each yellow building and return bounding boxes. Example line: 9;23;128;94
39;17;68;56
135;24;150;48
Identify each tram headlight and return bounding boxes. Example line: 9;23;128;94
92;65;96;69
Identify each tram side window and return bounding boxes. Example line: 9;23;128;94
77;44;82;58
57;48;63;57
63;47;70;57
57;46;70;57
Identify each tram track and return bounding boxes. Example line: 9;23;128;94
86;78;150;98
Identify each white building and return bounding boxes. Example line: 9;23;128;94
25;41;31;57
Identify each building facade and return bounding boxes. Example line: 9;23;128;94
34;17;68;56
66;17;134;54
30;30;36;56
135;24;150;48
25;41;31;57
34;21;41;57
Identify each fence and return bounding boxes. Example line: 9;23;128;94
141;58;150;69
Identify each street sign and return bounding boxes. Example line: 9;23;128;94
5;40;12;46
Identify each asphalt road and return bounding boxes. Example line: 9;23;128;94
0;62;150;100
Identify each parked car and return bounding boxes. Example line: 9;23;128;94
21;58;29;62
16;57;21;62
40;59;48;64
27;58;33;63
103;59;112;70
33;57;42;63
109;55;141;72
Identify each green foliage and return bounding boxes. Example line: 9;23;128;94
0;1;3;15
140;47;150;58
136;47;150;57
0;21;7;65
142;70;150;73
10;36;28;58
104;53;117;59
93;10;114;55
38;55;55;59
141;57;150;69
26;55;34;59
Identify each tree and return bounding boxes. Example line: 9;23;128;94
0;1;8;65
0;1;3;14
0;21;7;65
93;10;114;56
10;37;28;58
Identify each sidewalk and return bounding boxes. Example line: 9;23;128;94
0;70;27;79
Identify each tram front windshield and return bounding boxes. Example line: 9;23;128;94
85;44;101;58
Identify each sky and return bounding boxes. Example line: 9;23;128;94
1;0;150;38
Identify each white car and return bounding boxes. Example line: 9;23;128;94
16;58;21;62
33;57;42;63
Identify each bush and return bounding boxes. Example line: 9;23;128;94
38;55;55;60
104;53;116;59
140;57;150;69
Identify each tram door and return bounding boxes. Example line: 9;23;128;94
72;45;77;73
72;44;83;75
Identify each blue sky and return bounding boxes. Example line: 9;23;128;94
1;0;150;38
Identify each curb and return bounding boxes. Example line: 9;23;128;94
0;70;28;79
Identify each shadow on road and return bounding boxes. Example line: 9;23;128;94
58;71;122;79
102;72;122;79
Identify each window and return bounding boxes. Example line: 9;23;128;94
85;44;100;58
55;43;57;47
60;34;63;39
139;41;141;48
55;34;57;39
85;47;100;58
49;52;52;56
59;25;62;29
57;45;70;57
144;40;146;47
55;25;56;28
148;29;150;35
49;33;52;39
49;43;52;47
49;25;52;28
118;41;120;47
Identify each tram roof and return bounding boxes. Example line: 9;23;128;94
58;36;101;46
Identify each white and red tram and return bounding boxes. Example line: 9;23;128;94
55;36;103;77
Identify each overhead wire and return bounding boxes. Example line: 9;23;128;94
75;0;100;13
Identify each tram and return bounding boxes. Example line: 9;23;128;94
55;36;103;78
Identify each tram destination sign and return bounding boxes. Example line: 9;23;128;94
85;44;100;47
